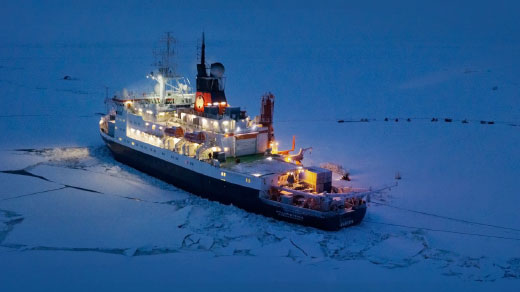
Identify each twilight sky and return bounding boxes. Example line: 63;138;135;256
1;0;519;121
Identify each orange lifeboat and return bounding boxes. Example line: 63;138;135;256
164;126;184;138
184;131;206;144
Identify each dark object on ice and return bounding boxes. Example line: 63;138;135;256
341;172;351;181
360;118;369;122
480;120;487;124
431;118;438;122
235;158;241;163
62;75;78;81
384;117;389;121
487;121;495;125
462;119;469;124
395;118;399;122
406;118;411;122
492;86;498;91
337;119;345;123
445;118;452;122
395;172;402;180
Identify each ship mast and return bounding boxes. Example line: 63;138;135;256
153;32;177;103
197;32;207;77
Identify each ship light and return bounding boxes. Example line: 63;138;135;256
213;102;219;106
252;173;262;177
207;103;212;106
159;126;163;130
266;157;273;161
152;125;156;130
236;127;241;132
286;157;292;162
145;122;149;126
139;108;143;112
220;102;226;105
130;128;135;132
224;147;229;151
146;110;153;114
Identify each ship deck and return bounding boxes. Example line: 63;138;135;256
221;154;299;177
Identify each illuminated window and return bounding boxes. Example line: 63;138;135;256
118;138;122;141
246;178;251;183
221;172;226;177
131;142;135;146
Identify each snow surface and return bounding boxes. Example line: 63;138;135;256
1;1;520;291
